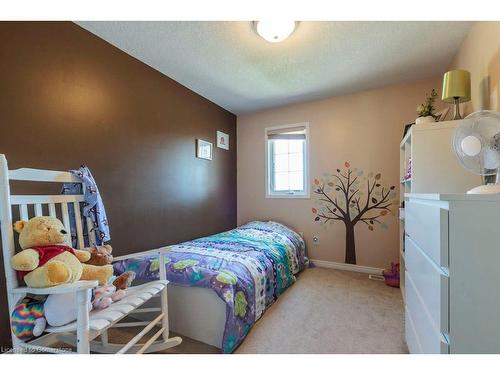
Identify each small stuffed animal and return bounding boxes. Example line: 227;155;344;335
11;296;47;340
84;244;113;266
23;273;136;327
92;271;136;310
83;244;136;290
35;273;136;325
92;285;125;310
113;271;136;290
10;216;113;287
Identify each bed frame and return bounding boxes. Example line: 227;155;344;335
0;154;182;353
114;250;227;349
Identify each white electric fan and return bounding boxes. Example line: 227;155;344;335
453;110;500;194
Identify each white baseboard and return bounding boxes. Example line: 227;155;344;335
310;259;384;275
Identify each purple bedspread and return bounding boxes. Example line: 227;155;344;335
113;221;306;352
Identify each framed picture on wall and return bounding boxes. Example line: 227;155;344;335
196;139;213;160
217;131;229;150
434;107;450;122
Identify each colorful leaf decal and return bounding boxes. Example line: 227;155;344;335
311;163;396;265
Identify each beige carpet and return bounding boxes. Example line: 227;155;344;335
102;267;408;354
236;267;407;354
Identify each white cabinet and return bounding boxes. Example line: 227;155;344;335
405;194;500;353
399;121;481;301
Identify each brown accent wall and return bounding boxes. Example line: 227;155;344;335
0;22;236;349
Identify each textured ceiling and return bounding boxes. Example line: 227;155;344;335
76;21;472;114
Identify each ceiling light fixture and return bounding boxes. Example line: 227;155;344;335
254;21;297;43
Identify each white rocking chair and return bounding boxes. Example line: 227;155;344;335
0;154;182;353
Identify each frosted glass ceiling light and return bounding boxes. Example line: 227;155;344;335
254;21;297;43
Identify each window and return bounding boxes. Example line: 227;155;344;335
266;123;309;198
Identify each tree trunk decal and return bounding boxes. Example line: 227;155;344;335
344;222;356;264
312;162;397;265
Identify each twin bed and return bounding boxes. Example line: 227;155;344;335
114;220;307;352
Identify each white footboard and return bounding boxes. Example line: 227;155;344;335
167;285;226;349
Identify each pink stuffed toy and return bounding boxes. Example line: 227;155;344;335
92;271;136;309
92;285;126;310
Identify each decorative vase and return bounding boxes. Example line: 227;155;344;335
415;116;435;124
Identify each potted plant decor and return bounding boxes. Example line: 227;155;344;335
416;89;438;124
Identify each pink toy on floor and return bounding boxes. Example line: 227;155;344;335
382;262;400;288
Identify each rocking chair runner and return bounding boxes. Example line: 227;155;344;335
0;154;182;353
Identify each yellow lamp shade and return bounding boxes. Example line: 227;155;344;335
442;69;471;103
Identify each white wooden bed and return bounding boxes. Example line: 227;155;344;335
113;250;227;349
167;285;225;348
0;154;182;354
162;284;225;348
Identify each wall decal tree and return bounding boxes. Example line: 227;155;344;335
312;162;398;265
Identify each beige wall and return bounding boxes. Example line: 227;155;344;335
449;22;500;114
237;77;442;268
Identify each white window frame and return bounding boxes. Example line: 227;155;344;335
265;122;310;199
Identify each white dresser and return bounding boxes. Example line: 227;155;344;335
399;121;481;302
405;193;500;353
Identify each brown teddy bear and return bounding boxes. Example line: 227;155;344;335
113;271;135;290
83;244;135;290
10;216;113;288
84;244;113;266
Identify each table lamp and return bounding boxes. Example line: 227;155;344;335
442;69;471;120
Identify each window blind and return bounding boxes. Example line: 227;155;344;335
266;125;306;140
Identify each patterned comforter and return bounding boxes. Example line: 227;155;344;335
113;221;306;353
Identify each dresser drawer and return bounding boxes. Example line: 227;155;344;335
405;235;449;334
405;201;449;267
405;271;449;354
405;305;422;354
